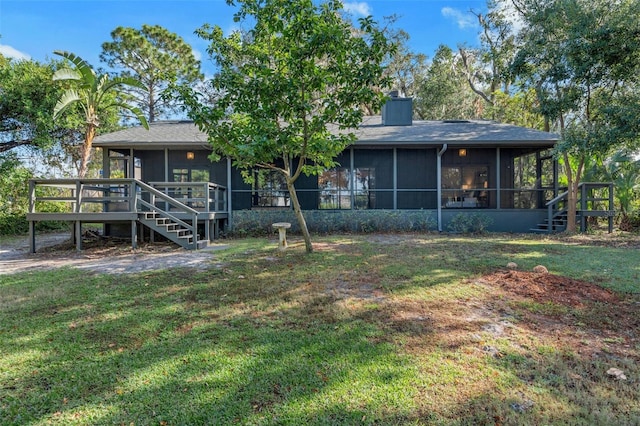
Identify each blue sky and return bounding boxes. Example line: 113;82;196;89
0;0;487;75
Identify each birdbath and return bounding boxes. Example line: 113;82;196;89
272;222;291;251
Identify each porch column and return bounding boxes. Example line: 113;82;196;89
437;144;448;232
129;148;135;179
349;148;355;209
227;157;233;230
496;148;501;209
393;148;397;210
164;148;169;182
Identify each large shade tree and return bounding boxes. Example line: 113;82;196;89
0;54;81;154
53;50;149;178
179;0;393;252
100;25;203;122
511;0;640;232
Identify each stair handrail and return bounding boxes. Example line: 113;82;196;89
545;188;569;233
134;180;199;248
544;182;615;233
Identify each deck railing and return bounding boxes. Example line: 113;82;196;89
28;179;227;215
149;182;227;213
545;182;614;233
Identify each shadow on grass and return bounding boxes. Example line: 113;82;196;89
1;265;417;425
1;234;638;424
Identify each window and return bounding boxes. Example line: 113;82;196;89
442;165;488;208
354;167;375;209
319;167;350;209
172;168;210;183
252;169;289;207
318;167;377;209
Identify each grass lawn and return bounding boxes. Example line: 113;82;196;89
1;233;639;425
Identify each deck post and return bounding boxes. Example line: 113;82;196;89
29;220;36;253
608;183;614;233
580;184;587;232
131;220;138;249
75;220;82;251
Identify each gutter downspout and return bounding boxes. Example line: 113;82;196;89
437;144;448;232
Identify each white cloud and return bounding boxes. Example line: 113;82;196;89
343;1;372;17
191;48;202;62
0;44;31;61
441;7;476;30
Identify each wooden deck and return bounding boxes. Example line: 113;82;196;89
27;179;228;252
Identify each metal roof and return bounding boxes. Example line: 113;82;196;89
94;117;558;149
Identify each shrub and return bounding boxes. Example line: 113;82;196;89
447;212;493;234
229;210;436;236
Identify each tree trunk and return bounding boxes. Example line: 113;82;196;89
566;179;578;233
563;152;584;233
78;124;97;178
286;179;313;253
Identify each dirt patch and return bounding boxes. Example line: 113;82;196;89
0;233;228;275
475;270;639;359
479;270;619;307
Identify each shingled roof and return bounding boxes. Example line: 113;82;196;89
94;117;558;149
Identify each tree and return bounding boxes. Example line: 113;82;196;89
379;16;427;114
416;45;479;120
179;0;393;252
100;25;203;122
458;0;518;117
53;50;149;178
0;54;82;154
511;0;640;232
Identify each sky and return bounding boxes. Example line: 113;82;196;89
0;0;487;75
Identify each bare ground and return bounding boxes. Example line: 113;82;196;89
0;232;228;275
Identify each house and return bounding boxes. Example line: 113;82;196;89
26;98;613;252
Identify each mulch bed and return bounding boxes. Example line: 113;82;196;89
480;270;620;307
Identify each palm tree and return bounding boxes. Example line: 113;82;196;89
52;50;149;178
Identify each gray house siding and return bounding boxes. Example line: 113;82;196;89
93;117;559;234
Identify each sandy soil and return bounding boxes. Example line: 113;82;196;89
0;233;229;275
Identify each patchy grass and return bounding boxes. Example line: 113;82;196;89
0;233;639;425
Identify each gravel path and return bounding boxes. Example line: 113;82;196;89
0;233;228;275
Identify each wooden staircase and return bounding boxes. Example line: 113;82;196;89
530;210;568;233
138;212;208;250
530;182;614;234
135;180;206;250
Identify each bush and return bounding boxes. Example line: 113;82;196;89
0;214;69;236
229;210;437;236
620;212;640;233
0;214;29;235
447;213;493;234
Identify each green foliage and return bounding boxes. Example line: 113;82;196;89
179;0;393;251
0;55;84;155
1;235;638;424
379;16;427;110
100;24;203;122
446;212;493;234
488;87;546;129
0;154;32;214
511;0;640;231
230;210;436;236
0;214;29;235
415;45;480;120
53;51;149;177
